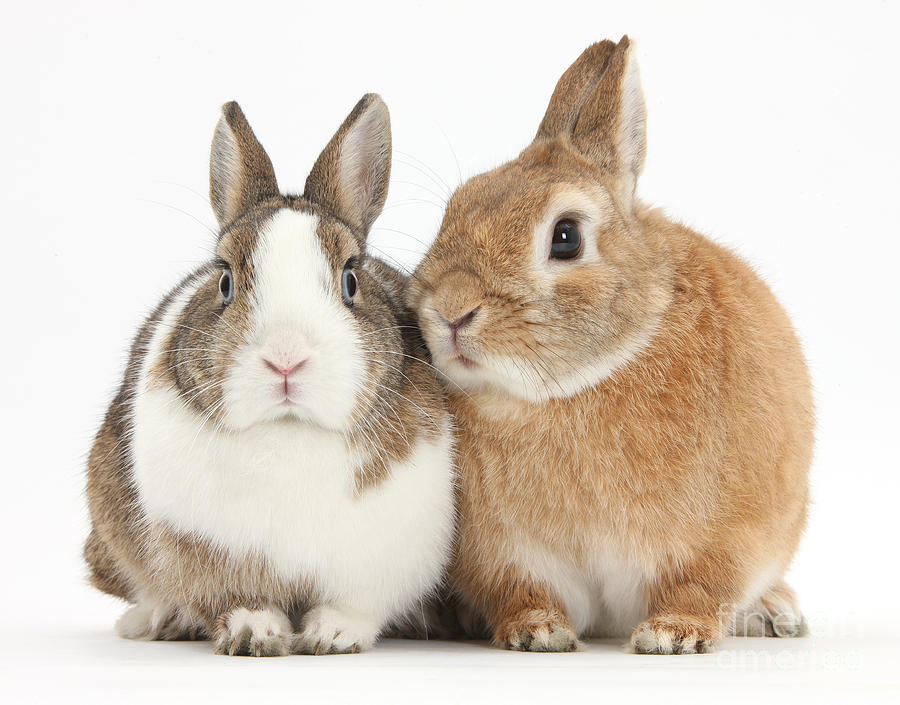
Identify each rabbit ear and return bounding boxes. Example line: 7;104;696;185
535;39;617;140
304;94;391;242
570;36;647;206
209;102;280;229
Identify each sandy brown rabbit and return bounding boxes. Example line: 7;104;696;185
408;36;813;653
84;95;456;656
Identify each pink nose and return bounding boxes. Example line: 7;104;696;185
264;359;306;377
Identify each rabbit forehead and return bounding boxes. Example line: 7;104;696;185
245;208;358;328
218;203;355;278
444;146;603;241
424;168;613;297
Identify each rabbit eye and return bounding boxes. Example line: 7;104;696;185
219;269;234;305
341;263;358;306
550;219;583;260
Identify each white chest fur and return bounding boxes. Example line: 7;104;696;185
511;535;652;638
131;387;455;619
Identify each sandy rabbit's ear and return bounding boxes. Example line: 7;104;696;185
209;102;280;229
570;36;647;206
304;94;391;243
535;39;618;140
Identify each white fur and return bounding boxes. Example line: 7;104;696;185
616;47;647;203
469;321;659;402
730;562;804;638
508;622;578;652
511;536;651;638
426;308;659;403
131;208;457;634
738;560;781;612
132;392;455;623
215;606;293;656
141;274;205;391
224;209;366;431
530;188;611;275
115;594;201;640
298;604;379;654
225;607;291;638
115;600;172;640
764;600;804;638
632;622;680;654
587;551;653;637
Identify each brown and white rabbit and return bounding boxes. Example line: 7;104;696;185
409;37;813;653
84;95;456;656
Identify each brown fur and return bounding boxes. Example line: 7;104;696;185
409;37;813;653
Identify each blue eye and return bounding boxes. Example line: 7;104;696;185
341;264;358;306
550;219;583;260
219;269;234;304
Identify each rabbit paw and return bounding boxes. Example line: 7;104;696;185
731;602;806;638
214;607;292;657
495;609;579;652
116;599;204;640
294;605;378;655
631;616;718;654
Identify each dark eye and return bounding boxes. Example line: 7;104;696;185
218;269;234;305
341;263;358;306
550;219;583;260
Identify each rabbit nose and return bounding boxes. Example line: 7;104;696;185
448;307;480;332
264;359;306;377
431;270;483;327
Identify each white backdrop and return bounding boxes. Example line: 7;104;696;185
2;1;898;702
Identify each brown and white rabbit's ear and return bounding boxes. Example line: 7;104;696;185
537;36;647;209
303;94;391;243
209;101;280;229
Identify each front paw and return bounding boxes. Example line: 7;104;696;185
294;605;378;655
631;616;719;654
494;608;579;652
116;599;205;641
214;607;292;657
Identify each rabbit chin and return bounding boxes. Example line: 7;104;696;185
224;398;347;432
435;319;661;403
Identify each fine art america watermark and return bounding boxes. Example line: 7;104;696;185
714;604;861;670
